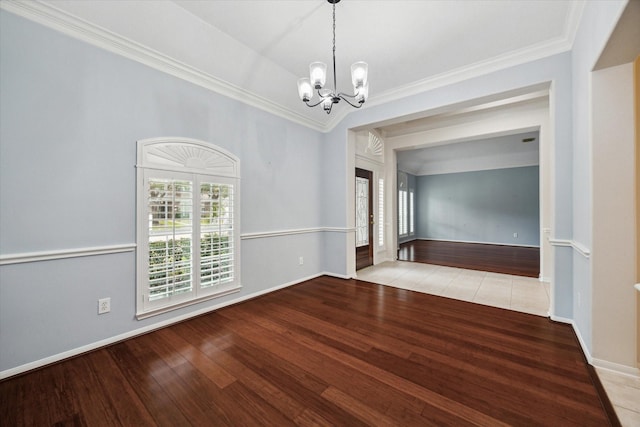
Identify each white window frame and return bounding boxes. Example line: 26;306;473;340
398;172;408;237
378;178;384;248
136;137;241;319
409;189;415;236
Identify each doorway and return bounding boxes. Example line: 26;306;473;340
355;168;374;270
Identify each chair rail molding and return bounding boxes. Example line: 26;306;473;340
0;244;136;265
240;227;354;240
548;238;591;258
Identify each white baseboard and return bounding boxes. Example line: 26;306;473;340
0;272;328;380
417;238;540;248
549;314;573;324
322;271;352;280
532;315;640;379
549;315;593;364
592;359;640;378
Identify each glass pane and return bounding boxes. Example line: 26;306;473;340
399;190;407;236
200;182;234;288
378;179;384;247
356;176;369;246
409;190;415;234
147;178;193;301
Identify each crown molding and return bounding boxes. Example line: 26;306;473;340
0;0;327;132
362;1;585;114
367;38;573;112
1;0;585;134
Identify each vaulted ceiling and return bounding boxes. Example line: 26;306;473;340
11;0;583;131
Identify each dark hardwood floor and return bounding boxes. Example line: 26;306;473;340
399;240;540;278
1;276;616;426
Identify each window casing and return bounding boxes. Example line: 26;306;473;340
399;189;408;237
398;172;408;237
378;178;384;247
136;138;240;319
409;189;415;235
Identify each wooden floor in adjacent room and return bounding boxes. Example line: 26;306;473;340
1;276;615;426
398;240;540;278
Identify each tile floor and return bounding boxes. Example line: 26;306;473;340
356;260;640;426
356;260;549;316
596;367;640;426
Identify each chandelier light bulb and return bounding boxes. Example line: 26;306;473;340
310;62;327;89
351;62;368;87
322;97;333;111
297;78;313;102
355;83;369;103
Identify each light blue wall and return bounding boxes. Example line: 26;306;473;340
416;166;540;246
0;11;325;373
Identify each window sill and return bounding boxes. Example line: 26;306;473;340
136;284;241;320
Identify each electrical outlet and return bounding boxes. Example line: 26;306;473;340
299;256;304;265
513;232;518;238
98;297;111;314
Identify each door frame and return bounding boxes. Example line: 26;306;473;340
355;167;374;270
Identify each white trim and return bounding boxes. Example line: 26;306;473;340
0;229;357;263
550;315;593;364
417;238;540;249
358;12;580;113
240;227;354;240
0;0;326;133
592;359;640;378
0;0;585;134
550;314;573;325
322;271;353;280
0;244;136;265
136;136;240;178
0;272;326;380
355;153;384;167
548;316;640;379
136;285;242;320
548;238;591;258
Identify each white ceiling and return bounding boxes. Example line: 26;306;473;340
27;0;583;131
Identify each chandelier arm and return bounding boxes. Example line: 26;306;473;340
304;98;327;108
337;91;357;99
338;94;364;108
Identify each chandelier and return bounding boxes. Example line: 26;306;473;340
296;0;369;114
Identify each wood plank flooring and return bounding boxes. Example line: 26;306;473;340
0;276;615;426
399;240;540;278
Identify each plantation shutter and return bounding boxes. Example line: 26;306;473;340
200;182;235;288
137;138;241;319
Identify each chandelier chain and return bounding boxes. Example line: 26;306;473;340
332;2;337;93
